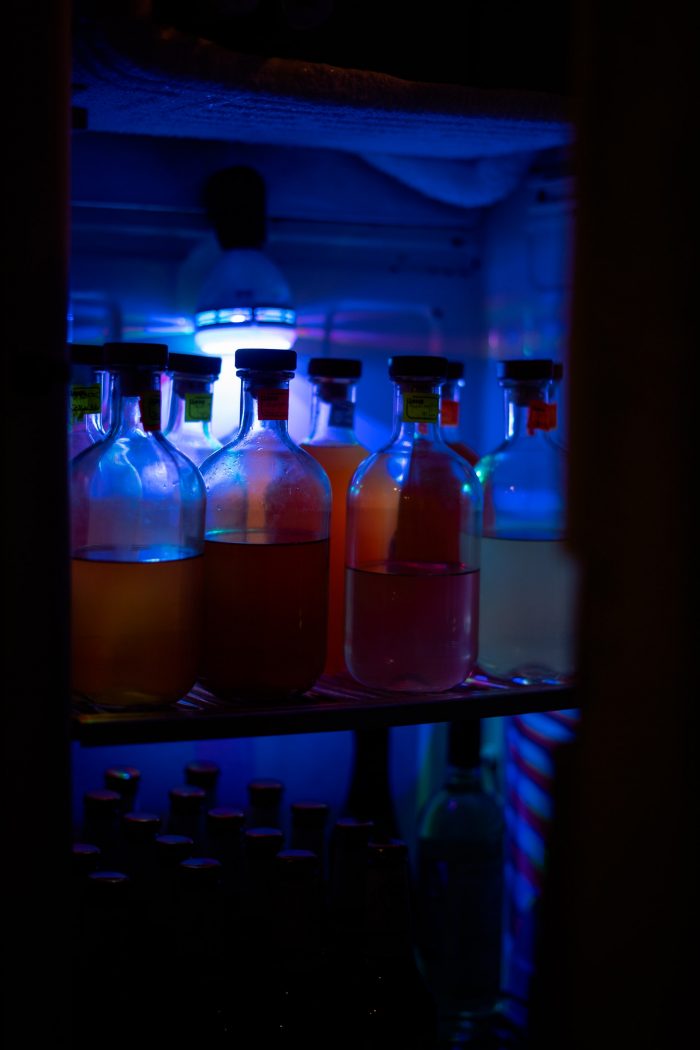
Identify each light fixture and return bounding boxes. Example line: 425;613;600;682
193;165;297;356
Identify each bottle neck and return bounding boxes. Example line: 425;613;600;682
165;374;216;437
390;377;446;446
306;377;360;444
502;379;555;440
108;370;163;436
237;369;293;442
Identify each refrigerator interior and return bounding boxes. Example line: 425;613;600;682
5;5;692;1049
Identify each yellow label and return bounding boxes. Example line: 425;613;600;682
70;384;101;424
139;391;162;432
402;392;439;422
185;392;213;423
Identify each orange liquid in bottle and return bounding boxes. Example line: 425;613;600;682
200;536;330;700
300;443;369;676
446;439;479;467
71;555;204;709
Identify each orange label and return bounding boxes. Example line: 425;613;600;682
527;400;557;434
257;388;289;421
441;399;459;427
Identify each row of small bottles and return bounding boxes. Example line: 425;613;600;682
69;341;576;710
73;725;512;1050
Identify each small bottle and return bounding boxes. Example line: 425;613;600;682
247;778;284;830
440;360;480;465
166;784;207;847
162;350;223;467
72;870;135;1049
345;354;482;693
475;358;578;684
184;758;221;812
415;719;505;1045
204;806;246;935
362;840;438;1049
264;849;331;1048
341;727;401;843
103;765;141;813
120;811;162;906
290;800;330;878
300;357;370;677
68;342;108;460
326;817;373;969
79;789;122;870
199;348;331;701
70;341;206;709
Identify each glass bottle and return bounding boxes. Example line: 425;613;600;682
345;354;482;693
415;719;505;1046
475;358;578;684
199;348;331;701
440;360;480;466
162;350;223;467
70;341;206;710
290;799;330;878
68;342;108;460
300;357;370;677
103;765;141;814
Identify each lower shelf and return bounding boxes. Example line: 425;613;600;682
71;673;578;747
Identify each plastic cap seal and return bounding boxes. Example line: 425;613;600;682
388;355;449;379
167;352;222;378
235;348;297;372
498;358;554;381
307;357;362;379
103;342;169;370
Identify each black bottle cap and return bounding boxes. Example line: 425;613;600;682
497;358;554;381
69;342;104;366
247;779;284;803
72;842;101;876
388;355;449;379
333;817;375;841
291;801;330;828
155;834;195;866
235;349;297;372
446;360;465;380
177;856;223;884
367;839;408;866
104;766;141;798
274;849;319;880
206;807;245;834
167;352;222;378
122;812;162;841
83;789;121;815
244;827;284;863
184;760;221;789
307;357;362;379
103;342;169;370
169;785;207;813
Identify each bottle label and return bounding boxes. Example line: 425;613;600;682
70;384;101;423
185;392;213;423
139;391;161;432
329;401;355;428
527;400;557;434
441;399;459;427
403;393;439;422
257;388;289;420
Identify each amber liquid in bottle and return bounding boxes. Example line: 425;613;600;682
299;442;369;676
200;535;329;700
71;553;204;708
